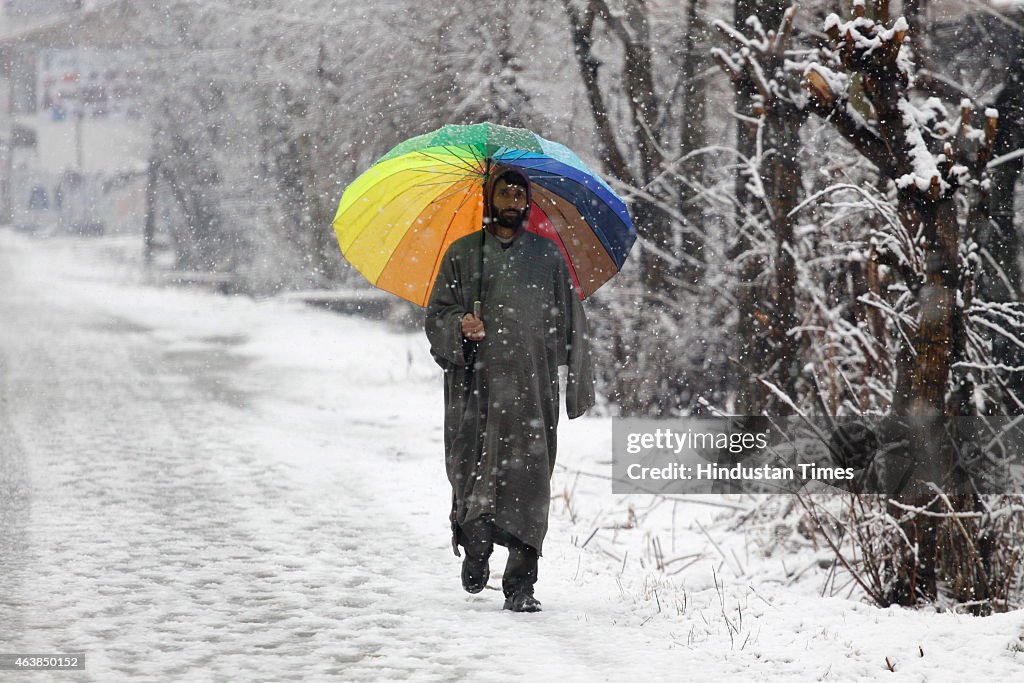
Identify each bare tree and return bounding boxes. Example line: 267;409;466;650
561;0;719;413
713;3;803;416
801;2;997;418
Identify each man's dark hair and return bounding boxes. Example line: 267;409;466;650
495;170;527;189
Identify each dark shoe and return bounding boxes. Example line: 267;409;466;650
461;554;489;594
503;592;542;613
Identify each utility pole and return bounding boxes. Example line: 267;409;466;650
1;62;14;224
144;157;156;265
75;106;83;171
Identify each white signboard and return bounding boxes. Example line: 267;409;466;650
37;49;144;121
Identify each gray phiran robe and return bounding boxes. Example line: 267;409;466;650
425;229;595;556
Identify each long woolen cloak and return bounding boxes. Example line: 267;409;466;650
425;228;595;555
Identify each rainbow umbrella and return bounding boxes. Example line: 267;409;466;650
332;122;635;306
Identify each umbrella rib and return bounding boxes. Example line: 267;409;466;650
406;167;477;178
403;176;478;189
444;143;483;167
429;179;478;206
422;182;480;304
372;178;478;307
417;150;475;172
533;204;584;295
512;150;607;188
495;148;535;166
509;155;559;172
339;161;472;215
529;173;633;265
515;160;632;229
416;148;482;176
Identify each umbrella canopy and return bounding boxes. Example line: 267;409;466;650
332;123;636;306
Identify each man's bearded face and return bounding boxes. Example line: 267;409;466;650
492;178;528;228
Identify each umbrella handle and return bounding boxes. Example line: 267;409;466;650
472;300;482;321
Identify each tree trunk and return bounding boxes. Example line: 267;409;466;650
676;0;708;287
985;39;1024;404
891;195;960;416
730;0;794;416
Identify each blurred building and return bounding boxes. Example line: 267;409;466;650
0;0;148;235
4;1;84;16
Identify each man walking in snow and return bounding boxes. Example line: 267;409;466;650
425;167;595;613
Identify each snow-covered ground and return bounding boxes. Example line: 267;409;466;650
1;228;1022;681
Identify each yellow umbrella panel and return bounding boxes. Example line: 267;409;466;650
333;150;486;306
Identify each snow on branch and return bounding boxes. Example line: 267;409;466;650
801;7;997;197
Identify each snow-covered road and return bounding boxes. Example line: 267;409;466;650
0;232;695;681
1;230;1022;682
